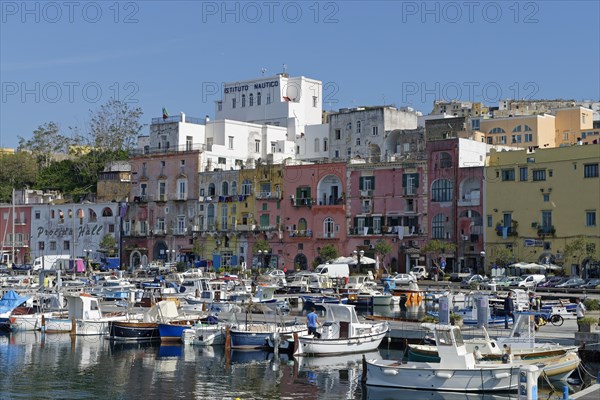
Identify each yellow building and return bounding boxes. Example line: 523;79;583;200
485;144;600;276
480;114;556;148
554;107;595;146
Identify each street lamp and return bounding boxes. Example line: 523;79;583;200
354;249;365;273
480;251;486;276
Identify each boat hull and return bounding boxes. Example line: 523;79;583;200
366;359;520;392
109;321;160;341
295;328;388;356
158;322;193;342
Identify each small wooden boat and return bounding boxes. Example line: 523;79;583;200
109;321;160;341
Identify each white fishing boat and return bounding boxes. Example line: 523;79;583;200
293;304;389;356
43;293;128;335
365;323;522;392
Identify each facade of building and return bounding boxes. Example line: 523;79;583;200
485;144;600;278
328;106;418;162
96;161;131;203
29;202;119;265
426;138;486;273
215;74;323;139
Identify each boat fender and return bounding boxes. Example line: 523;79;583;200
382;369;399;376
493;372;510;379
434;371;454;379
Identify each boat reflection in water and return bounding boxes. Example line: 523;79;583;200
363;386;516;400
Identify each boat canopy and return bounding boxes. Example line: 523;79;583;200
322;304;359;323
0;290;31;315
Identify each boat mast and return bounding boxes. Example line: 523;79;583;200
11;187;15;264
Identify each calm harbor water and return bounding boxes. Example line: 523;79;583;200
0;329;588;400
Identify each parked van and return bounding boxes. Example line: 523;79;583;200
517;274;546;289
314;263;350;279
32;255;70;272
410;266;428;280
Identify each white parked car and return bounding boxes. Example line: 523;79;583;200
392;273;416;285
410;266;428;280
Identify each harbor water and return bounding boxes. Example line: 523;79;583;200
0;330;593;400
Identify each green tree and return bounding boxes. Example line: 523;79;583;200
99;234;117;256
88;99;144;152
192;238;205;261
374;239;393;275
18;122;71;170
490;246;514;268
563;236;598;276
0;152;38;202
319;244;339;262
423;240;457;269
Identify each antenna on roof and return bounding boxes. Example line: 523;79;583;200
282;63;287;74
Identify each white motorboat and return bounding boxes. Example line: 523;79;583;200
182;323;227;346
293;304;389;356
365;323;523;392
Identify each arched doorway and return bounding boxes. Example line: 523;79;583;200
293;253;308;271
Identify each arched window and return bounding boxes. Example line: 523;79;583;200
102;207;113;217
314;138;320;152
298;218;307;234
432;214;445;239
222;181;229;196
440;152;452;168
323;217;335;238
241;94;246;107
524;125;532;132
257;92;261;105
231;181;238;196
249;93;254;106
512;125;522;132
431;179;453;202
88;209;97;222
208;183;216;196
489;127;506;134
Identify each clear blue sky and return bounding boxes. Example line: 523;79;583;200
1;1;599;149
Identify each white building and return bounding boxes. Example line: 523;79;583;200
30;203;120;264
215;74;323;139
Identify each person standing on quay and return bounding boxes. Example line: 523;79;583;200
504;292;515;329
575;298;586;331
307;307;321;338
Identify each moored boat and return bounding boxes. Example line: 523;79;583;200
293;304;389;356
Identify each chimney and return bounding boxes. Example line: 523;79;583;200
205;115;210;123
180;112;185;122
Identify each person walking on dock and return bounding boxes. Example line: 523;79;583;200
504;292;514;329
307;307;321;338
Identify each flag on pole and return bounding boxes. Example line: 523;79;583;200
282;96;291;102
162;107;169;120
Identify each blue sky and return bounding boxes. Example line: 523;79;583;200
1;1;599;149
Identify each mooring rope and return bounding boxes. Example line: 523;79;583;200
578;360;599;381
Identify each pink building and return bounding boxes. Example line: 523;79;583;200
0;204;32;264
347;161;428;273
281;162;347;270
427;138;485;273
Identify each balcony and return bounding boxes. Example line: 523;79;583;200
14;218;27;225
236;224;256;232
537;225;555;236
156;194;167;202
256;191;282;200
403;187;416;196
458;191;481;206
361;205;372;213
291;197;314;207
175;194;187;201
360;190;373;198
316;232;338;240
495;226;517;237
288;229;313;238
